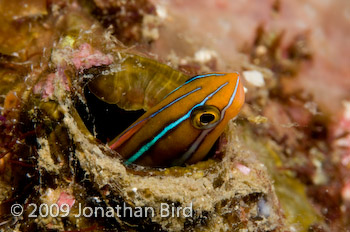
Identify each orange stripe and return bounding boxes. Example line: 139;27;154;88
109;119;148;150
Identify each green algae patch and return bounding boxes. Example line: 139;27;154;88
235;122;323;231
274;174;321;231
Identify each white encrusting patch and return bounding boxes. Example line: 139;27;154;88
258;198;271;218
243;70;265;87
156;4;167;19
194;48;218;63
342;101;350;120
236;163;251;175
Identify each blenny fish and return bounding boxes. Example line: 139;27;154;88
109;73;245;167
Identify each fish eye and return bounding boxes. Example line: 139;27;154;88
200;113;215;125
191;105;221;129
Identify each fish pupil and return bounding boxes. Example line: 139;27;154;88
200;113;215;125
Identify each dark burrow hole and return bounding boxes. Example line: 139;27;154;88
75;85;222;165
75;86;145;143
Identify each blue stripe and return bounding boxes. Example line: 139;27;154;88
184;73;225;85
164;73;225;99
149;87;201;118
220;76;240;119
125;82;229;164
116;87;201;139
173;76;240;165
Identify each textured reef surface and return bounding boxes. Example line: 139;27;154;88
0;0;349;231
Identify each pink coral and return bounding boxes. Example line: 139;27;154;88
57;192;75;209
72;43;113;70
331;102;350;167
33;72;70;99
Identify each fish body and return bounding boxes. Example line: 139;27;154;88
109;73;245;167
